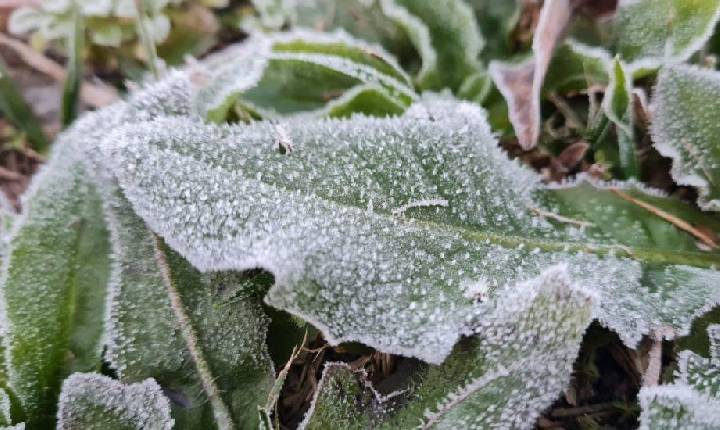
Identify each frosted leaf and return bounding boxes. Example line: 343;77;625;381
603;57;639;178
610;0;720;70
378;0;483;92
300;267;593;429
101;182;274;429
57;373;173;430
0;139;111;428
489;0;571;150
100;95;720;364
639;325;720;429
651;65;720;211
192;30;415;122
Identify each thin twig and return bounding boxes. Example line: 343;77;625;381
610;188;718;249
641;329;664;387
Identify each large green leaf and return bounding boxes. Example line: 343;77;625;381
651;64;720;211
639;325;720;429
98;94;720;366
193;30;415;122
301;267;592;429
57;373;173;430
0;141;111;427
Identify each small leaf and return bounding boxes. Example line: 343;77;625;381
651;64;720;211
639;325;720;429
193;30;415;122
0;142;111;427
300;267;593;429
57;373;173;430
603;57;639;178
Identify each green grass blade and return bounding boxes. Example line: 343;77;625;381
134;0;161;78
61;5;84;127
0;56;49;152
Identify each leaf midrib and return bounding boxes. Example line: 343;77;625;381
161;134;720;271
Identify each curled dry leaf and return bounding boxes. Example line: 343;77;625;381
490;0;571;150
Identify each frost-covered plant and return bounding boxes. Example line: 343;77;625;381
1;1;720;429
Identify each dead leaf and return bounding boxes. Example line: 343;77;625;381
490;0;571;150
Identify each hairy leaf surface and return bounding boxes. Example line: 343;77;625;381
71;74;277;429
102;185;275;429
300;268;592;429
57;373;173;430
100;96;720;364
651;64;720;211
0;142;111;428
573;0;720;70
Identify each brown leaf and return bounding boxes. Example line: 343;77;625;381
490;0;571;150
556;140;589;170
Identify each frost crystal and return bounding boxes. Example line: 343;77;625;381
57;373;173;430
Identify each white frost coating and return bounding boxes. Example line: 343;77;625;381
651;64;720;211
640;325;720;429
100;99;553;363
192;28;415;119
271;28;414;86
611;0;720;72
422;267;591;429
98;90;720;363
306;83;407;118
640;385;720;429
300;266;593;429
267;51;416;100
391;198;448;216
191;33;273;117
57;373;173;430
378;0;436;84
